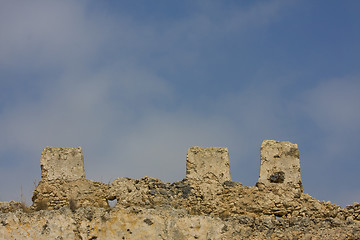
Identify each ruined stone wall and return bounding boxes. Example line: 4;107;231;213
1;140;360;239
32;147;109;210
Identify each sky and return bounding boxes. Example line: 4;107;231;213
0;0;359;207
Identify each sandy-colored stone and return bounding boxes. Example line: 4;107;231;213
31;179;109;210
1;205;360;240
40;147;85;181
258;140;303;191
2;141;359;239
186;147;231;182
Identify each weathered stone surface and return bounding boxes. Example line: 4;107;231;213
2;141;359;239
0;201;22;213
258;140;303;191
1;204;360;240
40;147;85;181
186;147;231;183
34;146;108;210
31;179;110;210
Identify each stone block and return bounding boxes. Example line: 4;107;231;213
186;147;231;182
40;147;85;181
258;140;303;190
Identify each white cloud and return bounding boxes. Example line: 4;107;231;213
299;77;360;158
0;62;173;150
302;77;360;132
0;0;293;73
0;1;94;69
294;76;360;206
225;0;292;32
86;110;236;182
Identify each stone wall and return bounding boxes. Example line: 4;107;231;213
1;205;360;240
1;140;360;239
32;147;109;210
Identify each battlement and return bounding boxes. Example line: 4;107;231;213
32;140;304;211
39;140;302;188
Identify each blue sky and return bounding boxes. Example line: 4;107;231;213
0;0;359;207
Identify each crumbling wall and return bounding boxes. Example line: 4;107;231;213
32;147;109;210
1;140;360;239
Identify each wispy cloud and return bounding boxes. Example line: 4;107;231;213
296;76;360;204
0;1;96;69
302;77;360;133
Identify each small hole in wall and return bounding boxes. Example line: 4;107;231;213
108;199;117;208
